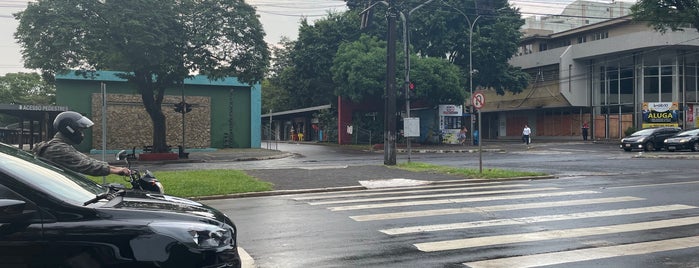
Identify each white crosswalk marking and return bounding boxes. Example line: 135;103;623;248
380;204;696;235
299;182;699;267
415;215;699;252
308;187;561;205
463;236;699;268
350;196;640;221
330;190;600;211
293;183;527;201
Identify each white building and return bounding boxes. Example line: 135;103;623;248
478;14;699;141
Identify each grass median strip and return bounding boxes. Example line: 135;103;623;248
394;162;547;179
89;169;273;198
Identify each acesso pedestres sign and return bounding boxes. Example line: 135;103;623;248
438;105;463;116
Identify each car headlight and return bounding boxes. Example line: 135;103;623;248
149;221;234;249
679;138;689;143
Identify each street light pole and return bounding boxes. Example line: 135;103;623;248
400;0;436;163
468;15;481;144
441;1;506;143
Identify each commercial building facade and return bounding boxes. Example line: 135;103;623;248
477;15;699;141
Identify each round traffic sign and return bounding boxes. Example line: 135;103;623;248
472;92;485;109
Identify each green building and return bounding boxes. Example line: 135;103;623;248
55;71;261;152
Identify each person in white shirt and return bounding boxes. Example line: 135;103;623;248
522;124;531;145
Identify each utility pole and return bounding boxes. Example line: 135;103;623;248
401;0;437;163
384;0;397;165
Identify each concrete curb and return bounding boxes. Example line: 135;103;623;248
191;175;557;200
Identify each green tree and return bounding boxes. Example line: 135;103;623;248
346;0;528;95
14;0;269;152
631;0;699;33
0;72;56;126
332;35;464;106
263;37;295;113
0;72;55;105
282;11;369;108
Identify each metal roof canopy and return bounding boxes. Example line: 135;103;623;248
261;104;332;118
0;103;69;150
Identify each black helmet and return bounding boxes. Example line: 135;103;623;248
53;111;94;144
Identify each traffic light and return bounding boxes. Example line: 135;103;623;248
408;82;416;99
174;102;183;113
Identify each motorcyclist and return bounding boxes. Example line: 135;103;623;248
33;111;131;176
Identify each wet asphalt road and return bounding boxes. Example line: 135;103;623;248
195;142;699;268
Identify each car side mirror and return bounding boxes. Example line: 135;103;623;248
116;150;128;161
0;199;34;223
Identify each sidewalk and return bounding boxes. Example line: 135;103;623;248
95;139;623;198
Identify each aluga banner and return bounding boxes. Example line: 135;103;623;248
642;102;679;128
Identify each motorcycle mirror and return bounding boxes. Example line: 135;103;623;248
116;150;128;161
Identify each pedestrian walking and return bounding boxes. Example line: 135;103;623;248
457;127;468;145
582;122;589;141
522;124;531;145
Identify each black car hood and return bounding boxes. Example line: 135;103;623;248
110;191;230;224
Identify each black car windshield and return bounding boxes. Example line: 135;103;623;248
631;129;657;136
0;144;105;205
676;129;699;137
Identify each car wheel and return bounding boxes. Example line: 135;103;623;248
693;142;699;152
644;142;654;151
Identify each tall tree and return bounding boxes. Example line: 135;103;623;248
0;72;56;126
0;72;55;105
282;11;371;108
14;0;269;152
346;0;529;95
332;35;464;106
264;37;295;112
631;0;699;33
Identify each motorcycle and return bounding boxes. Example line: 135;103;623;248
115;150;164;194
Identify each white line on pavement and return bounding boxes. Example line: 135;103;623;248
293;184;527;201
463;235;699;268
308;187;561;205
380;204;696;235
349;196;641;222
415;215;699;252
239;247;255;268
331;190;600;211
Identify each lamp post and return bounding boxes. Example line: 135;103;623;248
400;0;436;163
467;16;481;144
441;1;505;143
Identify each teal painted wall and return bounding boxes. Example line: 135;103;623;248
55;71;259;151
250;85;261;147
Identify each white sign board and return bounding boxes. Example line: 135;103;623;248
438;105;463;116
404;117;420;137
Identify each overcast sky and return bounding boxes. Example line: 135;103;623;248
0;0;636;75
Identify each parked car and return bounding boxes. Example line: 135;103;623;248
0;142;241;268
664;128;699;152
619;127;681;151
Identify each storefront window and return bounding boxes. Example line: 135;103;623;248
644;76;659;102
685;63;698;103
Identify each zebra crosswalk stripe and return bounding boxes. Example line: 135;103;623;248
380;204;696;235
415;215;699;252
293;183;528;201
350;196;642;221
463;235;699;268
308;187;561;205
331;190;599;211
